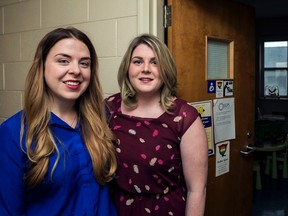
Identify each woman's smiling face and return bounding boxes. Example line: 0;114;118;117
128;44;163;97
44;38;91;105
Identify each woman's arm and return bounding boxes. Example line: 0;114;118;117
180;116;208;216
0;120;26;215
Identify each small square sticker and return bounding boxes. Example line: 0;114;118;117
207;80;216;93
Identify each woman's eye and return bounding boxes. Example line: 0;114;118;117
80;61;90;68
58;59;69;64
151;59;157;65
133;59;142;65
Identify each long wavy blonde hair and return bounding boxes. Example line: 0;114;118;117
117;34;178;112
21;27;117;188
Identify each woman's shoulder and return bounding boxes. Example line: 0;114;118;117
105;93;121;102
0;111;22;131
171;98;200;135
105;93;121;109
0;111;23;151
174;97;198;114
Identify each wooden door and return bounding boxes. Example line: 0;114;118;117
166;0;255;215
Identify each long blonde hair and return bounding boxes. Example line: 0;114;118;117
21;27;117;188
117;34;178;112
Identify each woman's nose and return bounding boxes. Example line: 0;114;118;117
142;62;151;73
68;62;81;74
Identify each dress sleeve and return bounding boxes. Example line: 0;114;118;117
177;100;200;137
0;117;27;215
104;93;121;118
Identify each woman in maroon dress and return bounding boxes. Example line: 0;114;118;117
106;34;208;216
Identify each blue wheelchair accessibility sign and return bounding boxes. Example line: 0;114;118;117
207;80;216;94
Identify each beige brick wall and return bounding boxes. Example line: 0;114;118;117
0;0;164;124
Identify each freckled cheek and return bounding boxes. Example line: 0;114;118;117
128;65;140;76
128;71;137;82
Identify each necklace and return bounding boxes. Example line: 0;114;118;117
70;114;78;128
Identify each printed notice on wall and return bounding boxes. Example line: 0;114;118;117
216;141;230;177
213;98;235;144
189;100;214;156
216;80;224;98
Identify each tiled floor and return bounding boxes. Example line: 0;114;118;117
252;162;288;216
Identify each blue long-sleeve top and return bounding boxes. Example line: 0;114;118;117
0;111;117;216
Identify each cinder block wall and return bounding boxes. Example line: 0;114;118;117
0;0;158;123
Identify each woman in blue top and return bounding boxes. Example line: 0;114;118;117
0;27;117;216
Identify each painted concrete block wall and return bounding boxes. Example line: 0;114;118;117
0;0;141;123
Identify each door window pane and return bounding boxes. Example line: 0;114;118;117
207;39;228;79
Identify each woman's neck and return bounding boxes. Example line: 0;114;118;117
50;100;78;128
122;93;164;118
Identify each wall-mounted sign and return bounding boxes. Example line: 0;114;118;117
224;80;234;97
213;97;236;144
190;100;214;156
216;141;230;177
216;80;224;98
207;80;216;94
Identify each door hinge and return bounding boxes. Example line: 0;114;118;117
163;5;171;28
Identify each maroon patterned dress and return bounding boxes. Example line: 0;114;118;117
105;93;199;216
